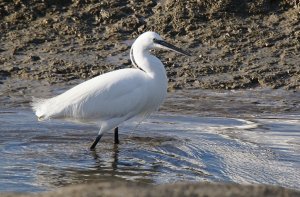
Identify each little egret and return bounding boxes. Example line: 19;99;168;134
32;31;190;150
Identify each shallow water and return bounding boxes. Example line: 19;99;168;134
0;89;299;192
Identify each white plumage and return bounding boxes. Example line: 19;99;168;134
32;31;189;149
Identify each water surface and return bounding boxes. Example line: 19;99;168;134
0;89;299;192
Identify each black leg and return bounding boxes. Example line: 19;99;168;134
114;127;119;144
90;134;103;150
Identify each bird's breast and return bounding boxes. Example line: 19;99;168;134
143;75;168;113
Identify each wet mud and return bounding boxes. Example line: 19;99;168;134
0;0;299;94
2;182;300;197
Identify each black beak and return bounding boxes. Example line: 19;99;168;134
153;39;191;56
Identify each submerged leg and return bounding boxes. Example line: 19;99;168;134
90;134;103;150
114;127;119;144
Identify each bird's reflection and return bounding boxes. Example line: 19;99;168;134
112;144;119;170
90;143;119;171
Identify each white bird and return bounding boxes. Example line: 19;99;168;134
32;31;190;150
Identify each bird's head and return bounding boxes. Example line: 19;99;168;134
135;31;191;56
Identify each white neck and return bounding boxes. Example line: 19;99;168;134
130;43;167;80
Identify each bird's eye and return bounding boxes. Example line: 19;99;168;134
153;38;159;44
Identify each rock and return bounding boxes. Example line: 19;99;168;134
30;55;41;61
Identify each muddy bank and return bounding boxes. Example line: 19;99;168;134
2;182;300;197
0;0;299;92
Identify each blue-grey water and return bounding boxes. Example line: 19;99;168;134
0;88;299;192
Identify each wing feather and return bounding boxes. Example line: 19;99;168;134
32;69;149;122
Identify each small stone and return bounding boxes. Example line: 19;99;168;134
30;55;41;61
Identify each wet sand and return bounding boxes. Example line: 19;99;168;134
2;182;300;197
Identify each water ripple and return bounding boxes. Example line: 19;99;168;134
0;108;299;192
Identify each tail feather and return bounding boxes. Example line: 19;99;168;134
31;97;48;120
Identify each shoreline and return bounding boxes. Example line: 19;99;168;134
1;182;300;197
